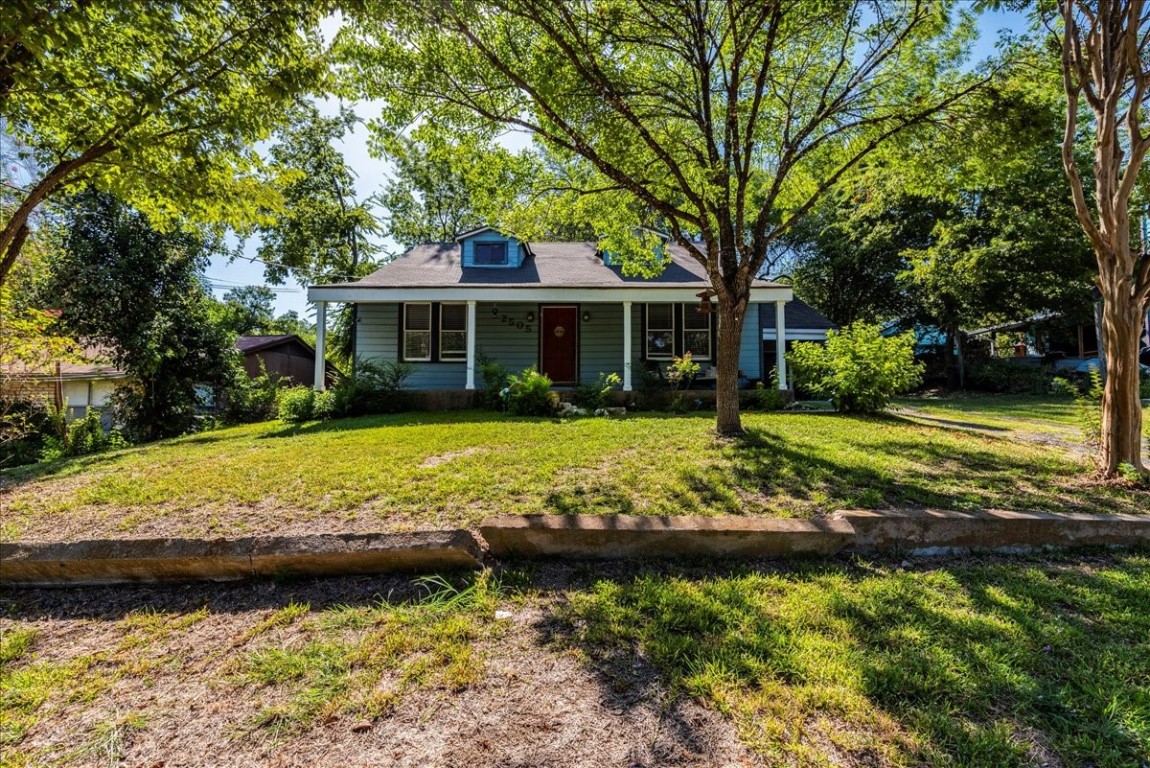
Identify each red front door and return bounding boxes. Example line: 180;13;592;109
540;306;578;384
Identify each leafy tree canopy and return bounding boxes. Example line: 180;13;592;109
41;191;238;442
0;0;332;287
339;0;983;434
255;103;380;286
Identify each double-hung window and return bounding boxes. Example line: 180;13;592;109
403;303;432;361
645;304;675;359
644;303;713;360
682;307;712;360
439;303;468;360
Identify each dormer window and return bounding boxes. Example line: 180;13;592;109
474;241;508;266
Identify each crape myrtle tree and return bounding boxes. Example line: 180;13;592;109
0;0;331;288
1055;0;1150;476
340;0;985;434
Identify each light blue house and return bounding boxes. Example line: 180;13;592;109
308;227;793;393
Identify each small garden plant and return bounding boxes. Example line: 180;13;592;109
504;366;557;416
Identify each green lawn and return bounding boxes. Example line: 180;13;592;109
2;402;1146;541
898;393;1085;430
563;553;1150;767
3;554;1148;766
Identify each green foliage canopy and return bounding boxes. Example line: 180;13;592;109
42;191;238;442
0;0;331;287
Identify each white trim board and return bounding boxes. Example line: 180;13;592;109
763;329;831;341
309;286;794;304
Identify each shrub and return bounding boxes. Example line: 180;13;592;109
506;366;557;416
0;398;53;467
966;359;1049;394
277;386;316;423
1075;368;1104;468
479;356;510;409
332;358;414;417
742;379;787;411
222;366;281;424
1050;376;1079;398
1141;376;1150;400
313;389;338;420
666;353;701;390
573;371;622;410
39;407;127;462
789;323;923;414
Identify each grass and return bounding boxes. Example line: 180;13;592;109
2;400;1146;541
2;556;1147;766
237;574;502;735
0;572;505;765
560;553;1150;767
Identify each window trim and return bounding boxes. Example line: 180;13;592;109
681;304;713;361
645;303;675;360
438;302;468;361
472;240;509;266
402;302;433;362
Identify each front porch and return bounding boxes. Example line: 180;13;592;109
310;298;790;393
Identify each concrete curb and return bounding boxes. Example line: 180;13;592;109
479;514;855;559
3;511;1148;586
0;531;483;586
832;509;1150;555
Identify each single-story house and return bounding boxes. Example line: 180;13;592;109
307;226;795;392
0;348;127;424
1;335;333;422
760;299;838;387
237;334;338;388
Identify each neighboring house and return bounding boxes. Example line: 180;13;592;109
0;348;127;424
760;298;838;387
1;335;335;422
236;335;337;388
307;227;794;392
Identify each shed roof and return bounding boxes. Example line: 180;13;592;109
235;335;306;355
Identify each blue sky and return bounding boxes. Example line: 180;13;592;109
209;4;1033;319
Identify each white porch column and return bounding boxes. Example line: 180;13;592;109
465;300;477;390
314;301;327;392
775;299;787;390
622;301;633;391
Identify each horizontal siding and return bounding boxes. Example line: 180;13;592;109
356;300;757;389
579;302;625;384
460;231;526;268
739;304;764;379
475;303;537;373
355;303;465;389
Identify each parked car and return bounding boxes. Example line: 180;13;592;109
1074;357;1150;376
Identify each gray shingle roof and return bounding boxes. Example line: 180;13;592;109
321;242;784;290
760;298;838;330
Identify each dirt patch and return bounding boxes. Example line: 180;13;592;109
419;448;482;469
1;575;760;768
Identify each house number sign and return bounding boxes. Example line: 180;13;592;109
490;305;533;333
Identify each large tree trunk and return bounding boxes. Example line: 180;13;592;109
1098;291;1145;474
715;296;746;436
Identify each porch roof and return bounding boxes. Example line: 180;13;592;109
308;241;791;303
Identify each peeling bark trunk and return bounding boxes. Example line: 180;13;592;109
1099;292;1146;474
715;296;746;436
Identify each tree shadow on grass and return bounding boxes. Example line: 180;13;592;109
3;554;1147;767
540;552;1150;768
681;423;1133;516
